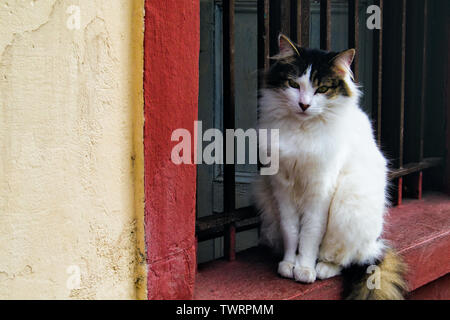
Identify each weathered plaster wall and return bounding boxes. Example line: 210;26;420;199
0;0;145;299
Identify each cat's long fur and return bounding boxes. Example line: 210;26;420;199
253;34;407;300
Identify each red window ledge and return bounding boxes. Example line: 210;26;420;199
194;193;450;300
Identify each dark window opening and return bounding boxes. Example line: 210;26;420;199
196;0;449;264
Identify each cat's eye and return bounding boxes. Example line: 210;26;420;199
316;86;329;94
287;79;300;89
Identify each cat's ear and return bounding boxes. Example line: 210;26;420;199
330;49;355;78
271;33;300;60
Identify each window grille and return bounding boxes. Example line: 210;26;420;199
196;0;448;263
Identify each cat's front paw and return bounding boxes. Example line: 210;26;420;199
316;262;341;280
293;265;316;283
278;261;295;279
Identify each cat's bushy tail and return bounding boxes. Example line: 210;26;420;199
341;247;408;300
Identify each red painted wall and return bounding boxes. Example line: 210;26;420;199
144;0;200;299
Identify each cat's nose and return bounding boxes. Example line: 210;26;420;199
299;103;310;112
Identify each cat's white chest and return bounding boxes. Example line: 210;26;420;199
274;123;346;202
278;125;343;167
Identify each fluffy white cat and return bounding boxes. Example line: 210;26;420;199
253;34;406;300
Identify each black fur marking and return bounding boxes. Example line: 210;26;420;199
341;262;378;299
265;47;352;97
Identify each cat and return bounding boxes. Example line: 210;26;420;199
253;34;407;300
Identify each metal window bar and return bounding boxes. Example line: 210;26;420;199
320;0;331;50
296;0;310;47
348;0;359;81
196;0;446;259
372;0;383;144
222;0;237;261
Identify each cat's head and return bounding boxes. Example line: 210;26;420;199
262;34;359;120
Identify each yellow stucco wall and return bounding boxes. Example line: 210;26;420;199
0;0;145;299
